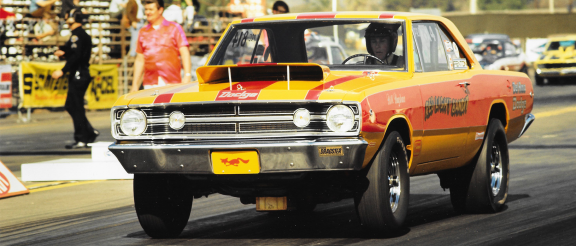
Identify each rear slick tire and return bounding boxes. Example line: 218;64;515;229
355;131;409;234
134;174;193;238
450;118;509;213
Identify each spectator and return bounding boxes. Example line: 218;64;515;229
125;0;144;56
51;8;99;149
272;1;289;14
183;0;196;29
33;17;58;43
1;0;16;19
130;0;191;92
30;0;59;19
60;0;79;19
163;0;183;24
1;0;16;51
109;0;128;20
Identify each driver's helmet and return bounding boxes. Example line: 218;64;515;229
364;23;400;58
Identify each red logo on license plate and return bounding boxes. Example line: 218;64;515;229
220;158;250;166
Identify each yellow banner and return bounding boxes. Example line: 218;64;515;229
19;62;118;109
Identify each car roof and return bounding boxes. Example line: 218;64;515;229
233;11;444;24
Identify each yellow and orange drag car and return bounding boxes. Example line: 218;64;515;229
109;12;535;238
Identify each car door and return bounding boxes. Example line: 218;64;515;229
411;22;473;171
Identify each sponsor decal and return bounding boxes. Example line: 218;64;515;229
220;158;250;167
453;58;468;70
216;90;260;100
215;81;276;101
424;95;469;121
475;132;485;140
362;71;378;80
318;146;344;156
512;82;526;94
512;97;527;114
387;93;405;107
444;40;453;52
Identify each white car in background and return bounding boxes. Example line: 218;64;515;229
474;39;529;73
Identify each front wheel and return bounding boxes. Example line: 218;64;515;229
134;174;193;238
450;119;509;213
355;131;409;233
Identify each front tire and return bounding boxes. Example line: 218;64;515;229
450;119;509;213
134;174;193;238
355;131;409;233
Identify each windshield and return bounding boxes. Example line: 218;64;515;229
209;20;406;71
547;40;576;51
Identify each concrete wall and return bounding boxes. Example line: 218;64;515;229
444;13;576;39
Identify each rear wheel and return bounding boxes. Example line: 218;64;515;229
450;119;509;213
134;174;193;238
355;131;409;233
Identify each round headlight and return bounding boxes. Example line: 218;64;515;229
120;109;147;136
169;111;186;130
293;108;311;127
326;105;354;132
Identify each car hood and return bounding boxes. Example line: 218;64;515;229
119;64;410;106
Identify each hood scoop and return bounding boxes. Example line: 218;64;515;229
196;63;327;87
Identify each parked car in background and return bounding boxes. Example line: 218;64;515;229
467;34;528;73
465;33;510;53
109;12;535;238
533;34;576;86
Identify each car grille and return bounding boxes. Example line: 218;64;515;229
112;102;360;139
538;63;576;69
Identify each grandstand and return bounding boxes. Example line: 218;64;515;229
1;0;232;92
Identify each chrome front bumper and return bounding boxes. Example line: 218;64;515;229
109;138;368;174
536;68;576;77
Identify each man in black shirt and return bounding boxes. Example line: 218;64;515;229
52;8;99;149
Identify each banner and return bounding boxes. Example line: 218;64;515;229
0;65;12;109
19;62;118;109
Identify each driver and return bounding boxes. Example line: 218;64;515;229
364;23;404;67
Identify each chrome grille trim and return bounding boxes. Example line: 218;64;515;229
112;101;361;140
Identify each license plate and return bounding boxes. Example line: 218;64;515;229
256;197;287;211
211;150;260;174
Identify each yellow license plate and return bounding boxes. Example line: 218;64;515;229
256;197;288;211
211;150;260;174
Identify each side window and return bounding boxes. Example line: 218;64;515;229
437;26;468;70
413;22;450;72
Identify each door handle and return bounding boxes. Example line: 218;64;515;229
459;82;470;86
